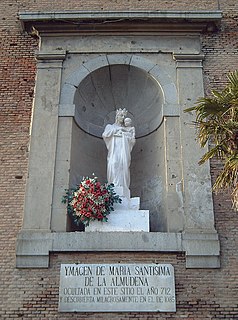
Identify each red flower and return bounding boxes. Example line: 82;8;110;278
66;176;121;226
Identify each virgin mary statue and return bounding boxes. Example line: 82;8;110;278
102;108;135;199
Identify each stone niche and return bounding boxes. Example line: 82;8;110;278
16;11;222;268
56;52;182;233
67;62;167;232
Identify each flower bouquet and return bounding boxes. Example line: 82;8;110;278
62;176;121;227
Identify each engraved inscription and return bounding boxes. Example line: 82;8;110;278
59;263;176;312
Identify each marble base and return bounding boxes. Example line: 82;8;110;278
85;196;150;232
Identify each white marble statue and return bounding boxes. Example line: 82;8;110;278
102;109;135;198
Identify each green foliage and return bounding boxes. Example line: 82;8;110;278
62;186;80;227
185;70;238;210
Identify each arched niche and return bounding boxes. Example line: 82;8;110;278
59;54;179;231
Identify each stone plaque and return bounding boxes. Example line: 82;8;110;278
59;263;176;312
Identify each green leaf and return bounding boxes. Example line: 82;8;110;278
184;70;238;210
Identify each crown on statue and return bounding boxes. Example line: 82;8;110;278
116;108;128;117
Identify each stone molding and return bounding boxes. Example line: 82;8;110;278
182;231;220;268
36;51;66;69
173;54;205;68
36;51;66;61
19;10;223;21
19;10;222;35
16;231;220;269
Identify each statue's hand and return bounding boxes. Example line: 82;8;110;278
114;129;123;137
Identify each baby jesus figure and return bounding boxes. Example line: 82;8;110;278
116;117;135;140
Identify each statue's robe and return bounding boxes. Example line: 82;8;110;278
102;123;135;198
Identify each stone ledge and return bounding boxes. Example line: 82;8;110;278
52;232;182;251
16;230;220;269
16;231;53;268
19;10;222;22
18;10;222;35
182;231;220;268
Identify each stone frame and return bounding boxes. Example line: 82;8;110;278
16;10;222;268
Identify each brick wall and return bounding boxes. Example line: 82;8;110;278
0;0;238;319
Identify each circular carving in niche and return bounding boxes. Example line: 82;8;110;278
73;64;163;138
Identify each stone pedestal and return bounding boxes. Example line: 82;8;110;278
85;194;150;232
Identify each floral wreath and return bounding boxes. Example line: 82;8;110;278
62;175;121;227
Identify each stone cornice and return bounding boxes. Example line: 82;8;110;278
19;10;222;35
36;51;66;61
16;230;220;269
